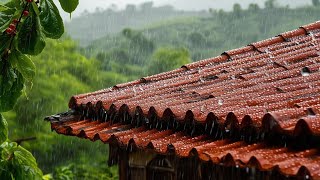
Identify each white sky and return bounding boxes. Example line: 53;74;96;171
54;0;168;20
53;0;311;20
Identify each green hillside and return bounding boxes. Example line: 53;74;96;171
65;2;209;46
85;3;320;79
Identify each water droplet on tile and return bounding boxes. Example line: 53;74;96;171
301;67;311;76
133;86;137;96
200;105;206;113
218;99;223;106
309;31;316;41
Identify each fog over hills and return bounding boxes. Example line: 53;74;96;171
164;0;310;11
54;0;311;20
57;0;313;45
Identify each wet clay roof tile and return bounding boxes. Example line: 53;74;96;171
48;21;320;179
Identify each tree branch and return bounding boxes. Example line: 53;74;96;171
14;136;36;145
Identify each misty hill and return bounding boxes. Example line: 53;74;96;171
165;0;311;11
83;2;319;79
65;2;209;46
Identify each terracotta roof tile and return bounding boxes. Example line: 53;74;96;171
47;21;320;179
50;118;320;178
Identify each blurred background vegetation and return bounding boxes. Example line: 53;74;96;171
2;0;319;179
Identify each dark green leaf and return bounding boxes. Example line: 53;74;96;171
0;0;20;33
31;2;40;16
0;32;10;55
0;64;24;112
8;49;35;81
0;142;16;179
58;0;78;14
0;114;8;144
39;0;64;39
0;59;16;94
17;13;46;55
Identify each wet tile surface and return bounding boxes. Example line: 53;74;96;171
48;21;320;179
51;119;320;179
68;21;320;137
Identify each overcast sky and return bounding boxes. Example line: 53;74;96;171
53;0;311;20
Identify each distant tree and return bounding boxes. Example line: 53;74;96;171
188;32;206;47
265;0;276;9
140;1;153;12
126;4;136;14
312;0;320;6
110;49;130;64
122;28;154;55
233;3;242;17
248;3;260;12
148;48;191;74
122;28;133;38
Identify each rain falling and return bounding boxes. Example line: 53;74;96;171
0;0;319;179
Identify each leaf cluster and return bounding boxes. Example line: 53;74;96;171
0;0;79;179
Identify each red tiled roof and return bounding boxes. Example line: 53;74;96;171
47;21;320;179
50;118;320;178
68;21;320;137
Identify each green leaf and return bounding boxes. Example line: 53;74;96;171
58;0;78;14
0;4;9;11
0;59;16;94
0;114;8;144
0;0;20;33
0;62;24;112
39;0;64;39
8;49;36;81
17;12;46;55
0;32;10;55
31;2;40;16
12;145;43;180
0;142;43;180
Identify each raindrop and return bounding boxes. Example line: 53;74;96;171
218;99;223;106
200;105;206;113
246;167;250;173
265;48;274;58
133;86;137;96
301;67;311;76
309;32;316;41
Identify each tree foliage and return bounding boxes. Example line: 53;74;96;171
0;0;78;179
148;47;191;75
